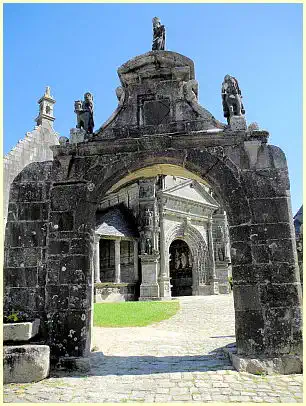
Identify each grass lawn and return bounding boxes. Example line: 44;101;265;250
93;300;180;327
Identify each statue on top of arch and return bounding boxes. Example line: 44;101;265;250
221;75;245;125
74;92;95;134
152;17;165;51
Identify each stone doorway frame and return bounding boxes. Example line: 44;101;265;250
165;223;212;296
168;238;194;297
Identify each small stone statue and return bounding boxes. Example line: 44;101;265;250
145;238;153;255
217;244;226;262
221;75;245;125
140;236;146;254
152;17;165;51
144;208;153;227
74;92;94;134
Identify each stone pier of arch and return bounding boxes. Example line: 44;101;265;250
4;50;302;375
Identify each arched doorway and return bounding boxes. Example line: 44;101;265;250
169;239;193;296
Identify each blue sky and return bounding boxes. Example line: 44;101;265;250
4;3;302;214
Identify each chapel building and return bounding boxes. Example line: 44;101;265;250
93;174;231;301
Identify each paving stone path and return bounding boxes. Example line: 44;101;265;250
4;294;303;403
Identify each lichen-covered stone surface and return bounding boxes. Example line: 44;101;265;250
4;51;302;370
4;345;50;384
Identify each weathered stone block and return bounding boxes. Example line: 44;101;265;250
229;115;247;131
4;319;40;342
249;197;292;223
70;128;86;144
231;353;302;375
46;310;90;357
70;238;90;254
48;240;70;255
5;247;42;267
268;145;288;169
18;202;48;221
7;203;18;221
232;263;300;285
50;184;87;211
5;222;47;248
260;283;302;309
5;267;38;288
46;261;60;284
18;183;44;202
4;287;44;320
229;224;250;243
68;284;89;309
13;161;52;183
250;223;292;242
230;242;252;265
235;310;265;356
45;285;69;311
251;239;297;264
233;285;261;310
4;345;50;383
56;356;90;372
262;307;302;356
241;168;290;198
58;255;89;284
50;211;74;231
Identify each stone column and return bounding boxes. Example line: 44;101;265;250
114;239;121;284
133;240;139;281
94;235;101;283
191;261;198;295
207;220;218;294
158;206;171;298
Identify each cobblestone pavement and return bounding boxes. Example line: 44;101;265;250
4;295;303;403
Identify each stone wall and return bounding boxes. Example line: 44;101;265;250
4;161;53;338
4;121;59;227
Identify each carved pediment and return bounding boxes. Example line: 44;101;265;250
162;180;219;209
95;51;225;139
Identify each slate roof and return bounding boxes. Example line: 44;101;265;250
294;205;303;235
95;206;139;238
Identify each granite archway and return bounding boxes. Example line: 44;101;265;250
4;49;302;374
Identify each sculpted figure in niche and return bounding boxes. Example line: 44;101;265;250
74;92;94;134
140;235;146;254
221;75;245;124
144;208;153;227
145;238;153;255
175;250;180;270
216;225;226;261
181;252;187;269
152;17;165;50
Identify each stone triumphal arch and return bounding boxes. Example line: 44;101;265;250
4;47;302;374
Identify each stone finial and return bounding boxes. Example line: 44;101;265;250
221;75;245;125
152;17;165;51
74;92;94;134
35;86;56;127
45;86;51;97
247;122;260;132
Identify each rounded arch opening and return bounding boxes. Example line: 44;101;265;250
169;239;193;297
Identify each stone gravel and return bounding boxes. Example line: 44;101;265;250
3;294;303;403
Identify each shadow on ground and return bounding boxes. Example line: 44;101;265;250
51;343;236;378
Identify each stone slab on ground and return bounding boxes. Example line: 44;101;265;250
4;345;50;384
